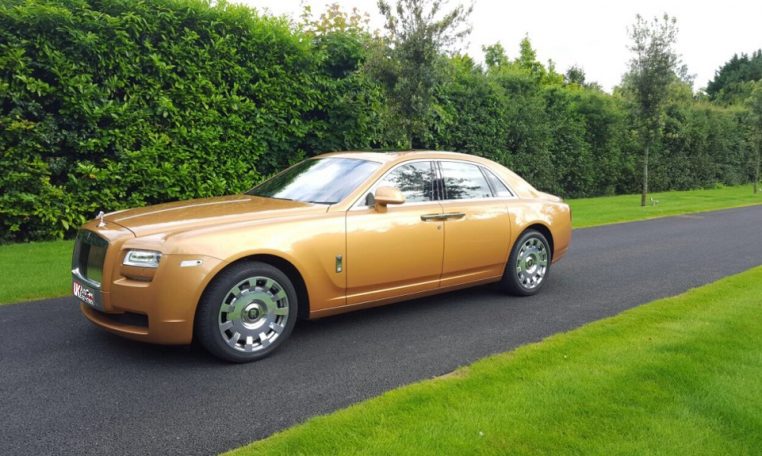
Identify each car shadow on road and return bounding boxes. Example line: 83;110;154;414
84;283;515;364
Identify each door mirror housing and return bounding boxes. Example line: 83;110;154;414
374;186;405;208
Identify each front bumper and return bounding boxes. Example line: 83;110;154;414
77;253;224;345
80;302;193;344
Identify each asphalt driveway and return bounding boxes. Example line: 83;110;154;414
1;205;760;455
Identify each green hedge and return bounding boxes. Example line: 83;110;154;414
0;0;756;242
0;0;380;241
431;57;752;197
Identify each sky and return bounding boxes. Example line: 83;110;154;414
236;0;762;93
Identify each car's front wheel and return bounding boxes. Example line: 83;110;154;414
500;229;551;296
195;261;298;362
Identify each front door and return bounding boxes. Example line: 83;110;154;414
345;161;443;305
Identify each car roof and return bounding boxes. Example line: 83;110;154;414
317;150;491;165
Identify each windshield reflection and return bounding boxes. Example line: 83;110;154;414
247;158;381;204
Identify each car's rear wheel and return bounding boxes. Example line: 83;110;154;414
195;261;297;362
500;229;551;296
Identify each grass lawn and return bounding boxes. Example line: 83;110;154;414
570;184;761;228
0;240;73;305
0;184;759;305
228;266;762;456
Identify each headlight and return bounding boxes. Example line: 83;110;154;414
123;250;161;268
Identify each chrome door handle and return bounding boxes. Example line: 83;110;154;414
420;212;465;221
441;212;465;220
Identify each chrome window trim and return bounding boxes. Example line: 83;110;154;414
438;196;517;204
350;158;518;210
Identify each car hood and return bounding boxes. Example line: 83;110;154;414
104;194;324;237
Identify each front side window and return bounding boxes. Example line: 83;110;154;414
248;158;381;204
440;161;493;200
374;161;436;203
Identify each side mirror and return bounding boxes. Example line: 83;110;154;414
374;186;405;208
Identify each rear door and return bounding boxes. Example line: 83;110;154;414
436;160;513;288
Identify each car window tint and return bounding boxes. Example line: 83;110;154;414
440;161;493;200
482;168;513;197
376;162;435;203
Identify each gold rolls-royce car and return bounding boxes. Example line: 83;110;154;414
72;151;571;362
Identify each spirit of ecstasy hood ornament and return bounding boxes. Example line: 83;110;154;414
96;211;106;228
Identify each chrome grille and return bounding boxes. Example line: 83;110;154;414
72;230;108;286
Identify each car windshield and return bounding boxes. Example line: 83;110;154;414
247;158;382;204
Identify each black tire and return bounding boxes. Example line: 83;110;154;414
500;229;552;296
195;261;298;363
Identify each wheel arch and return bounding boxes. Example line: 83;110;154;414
521;223;554;259
199;254;311;321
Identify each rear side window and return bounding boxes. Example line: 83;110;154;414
376;161;436;203
482;167;513;197
440;161;493;200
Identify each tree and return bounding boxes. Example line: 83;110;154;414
748;82;762;193
482;42;508;69
516;36;545;77
300;3;371;36
706;50;762;103
375;0;473;147
297;4;388;154
565;65;586;86
625;14;682;206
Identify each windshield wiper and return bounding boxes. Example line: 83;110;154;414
307;201;336;205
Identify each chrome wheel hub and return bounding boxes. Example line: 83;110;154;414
516;237;548;289
218;276;289;353
242;302;263;324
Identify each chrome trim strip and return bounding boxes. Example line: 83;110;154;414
420;212;466;221
438;196;516;204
